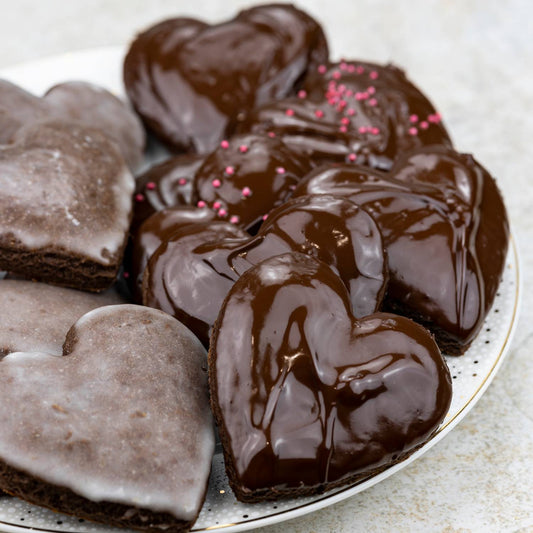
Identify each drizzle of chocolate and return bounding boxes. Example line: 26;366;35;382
123;4;328;153
193;133;312;230
132;153;205;232
130;206;216;303
209;253;452;501
237;61;452;170
142;195;387;346
293;145;509;353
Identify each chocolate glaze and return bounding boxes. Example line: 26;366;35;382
123;4;328;152
132;154;205;232
130;206;216;302
294;146;509;354
237;61;452;170
209;253;452;500
193;133;312;230
143;195;387;346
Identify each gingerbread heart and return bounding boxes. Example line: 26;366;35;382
209;253;452;501
123;4;328;153
0;304;214;531
0;120;134;291
294;145;509;354
143;195;387;345
238;60;452;170
193;133;312;230
0;79;145;170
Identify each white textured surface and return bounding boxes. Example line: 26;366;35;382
0;1;532;532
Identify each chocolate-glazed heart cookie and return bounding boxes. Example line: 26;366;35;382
193;133;312;230
209;253;452;502
294;146;509;354
0;120;134;291
0;79;145;170
132;153;206;232
123;4;328;152
237;61;451;170
0;304;214;532
143;195;387;345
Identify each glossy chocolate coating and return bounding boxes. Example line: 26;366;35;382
130;206;215;302
210;253;452;500
193;133;312;230
237;61;452;170
143;195;387;346
132;153;205;231
123;4;328;152
294;146;509;353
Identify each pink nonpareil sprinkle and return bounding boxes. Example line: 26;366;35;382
213;201;222;209
262;214;269;221
410;114;419;123
348;153;357;162
267;131;276;138
370;127;380;135
285;108;295;117
239;145;248;153
358;126;368;134
368;98;378;107
297;90;307;99
315;109;324;118
229;215;240;224
178;178;187;186
276;167;286;174
241;186;251;197
135;193;144;202
420;121;429;129
356;65;365;74
220;140;229;149
225;166;235;175
428;113;441;123
347;64;356;73
408;127;418;136
369;70;379;80
218;208;227;217
332;71;342;80
339;125;347;133
347;108;356;116
146;181;156;190
318;64;327;74
123;271;130;279
367;86;376;95
341;117;350;125
197;200;206;208
212;179;221;188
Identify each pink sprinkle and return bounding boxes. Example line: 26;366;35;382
347;108;356;116
123;271;130;279
356;65;365;74
218;208;227;217
340;61;348;71
339;125;347;133
368;98;378;106
347;64;356;73
408;127;418;136
410;114;419;123
178;178;187;186
315;109;324;118
345;89;353;97
135;193;144;202
276;167;286;174
369;70;379;80
420;121;429;129
225;166;235;175
212;179;221;188
262;214;269;221
358;126;368;134
213;201;222;209
239;145;248;153
242;186;251;197
428;113;440;123
332;71;342;80
285;108;295;117
337;100;347;109
355;92;365;101
197;200;206;208
220;140;229;149
318;64;327;74
229;215;240;224
338;84;346;93
268;131;276;138
348;153;357;162
367;86;376;95
341;117;350;125
370;127;380;135
146;181;156;190
297;90;307;99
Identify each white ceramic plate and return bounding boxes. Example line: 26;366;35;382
0;47;521;533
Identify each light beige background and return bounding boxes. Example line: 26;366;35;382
0;1;532;531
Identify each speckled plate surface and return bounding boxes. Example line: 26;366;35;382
0;48;521;533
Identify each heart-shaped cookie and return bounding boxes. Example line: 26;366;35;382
0;79;145;170
0;304;214;531
123;4;328;152
0;120;134;291
193;133;312;230
294;145;509;354
210;253;452;501
238;60;452;170
143;195;387;345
